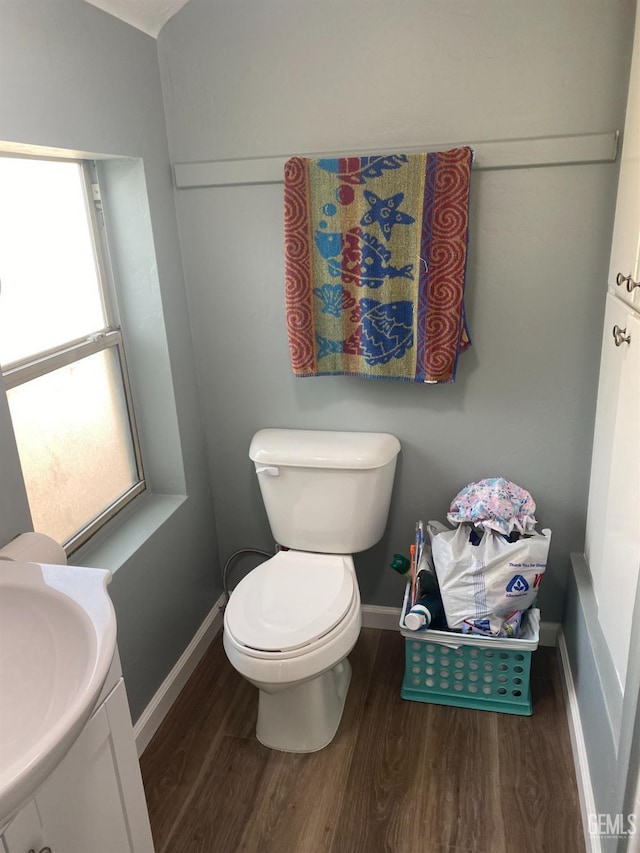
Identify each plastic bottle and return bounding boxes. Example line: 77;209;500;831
390;555;439;597
404;592;445;631
416;567;439;598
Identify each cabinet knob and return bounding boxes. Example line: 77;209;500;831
613;324;632;347
616;272;640;293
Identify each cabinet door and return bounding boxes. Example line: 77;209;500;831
34;680;154;853
34;699;133;853
585;294;626;583
597;306;640;689
1;800;43;853
609;9;640;310
586;295;640;689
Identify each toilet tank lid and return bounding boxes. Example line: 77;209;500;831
249;429;401;470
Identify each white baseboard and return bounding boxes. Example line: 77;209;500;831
361;603;402;631
134;593;225;756
135;599;558;755
557;628;601;853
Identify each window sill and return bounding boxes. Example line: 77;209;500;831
69;492;186;574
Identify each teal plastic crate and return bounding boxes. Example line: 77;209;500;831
400;585;539;715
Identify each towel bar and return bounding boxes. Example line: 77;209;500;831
173;131;618;189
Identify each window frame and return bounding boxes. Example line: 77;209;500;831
0;156;146;554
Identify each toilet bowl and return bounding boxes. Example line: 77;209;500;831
224;550;361;752
222;428;400;753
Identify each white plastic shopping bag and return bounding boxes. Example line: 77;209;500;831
429;522;551;634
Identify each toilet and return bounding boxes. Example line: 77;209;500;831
223;428;401;753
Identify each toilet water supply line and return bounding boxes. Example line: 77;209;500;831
222;547;275;605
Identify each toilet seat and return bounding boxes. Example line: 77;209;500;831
225;550;355;654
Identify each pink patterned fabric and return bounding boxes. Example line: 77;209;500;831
447;478;537;535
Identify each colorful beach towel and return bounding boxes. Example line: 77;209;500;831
284;148;473;383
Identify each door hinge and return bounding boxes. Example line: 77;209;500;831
91;182;104;223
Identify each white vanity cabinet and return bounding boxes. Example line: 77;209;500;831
0;654;154;853
608;4;640;311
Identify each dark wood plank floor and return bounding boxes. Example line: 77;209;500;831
140;629;584;853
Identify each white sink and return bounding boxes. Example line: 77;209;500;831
0;561;116;825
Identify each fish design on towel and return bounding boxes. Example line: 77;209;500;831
316;154;409;185
314;227;414;288
316;298;414;366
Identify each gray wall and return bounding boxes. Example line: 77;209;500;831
0;0;219;721
157;0;636;620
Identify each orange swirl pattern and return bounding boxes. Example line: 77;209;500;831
423;148;472;382
284;157;316;373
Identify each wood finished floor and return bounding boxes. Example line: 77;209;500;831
140;629;584;853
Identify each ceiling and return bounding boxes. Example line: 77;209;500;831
82;0;190;38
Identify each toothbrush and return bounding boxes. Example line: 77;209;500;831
410;543;416;608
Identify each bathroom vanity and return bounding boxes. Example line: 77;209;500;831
0;651;154;853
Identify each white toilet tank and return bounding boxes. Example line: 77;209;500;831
249;429;401;554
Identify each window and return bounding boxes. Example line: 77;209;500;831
0;156;145;553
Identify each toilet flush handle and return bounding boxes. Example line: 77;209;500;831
255;466;280;477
